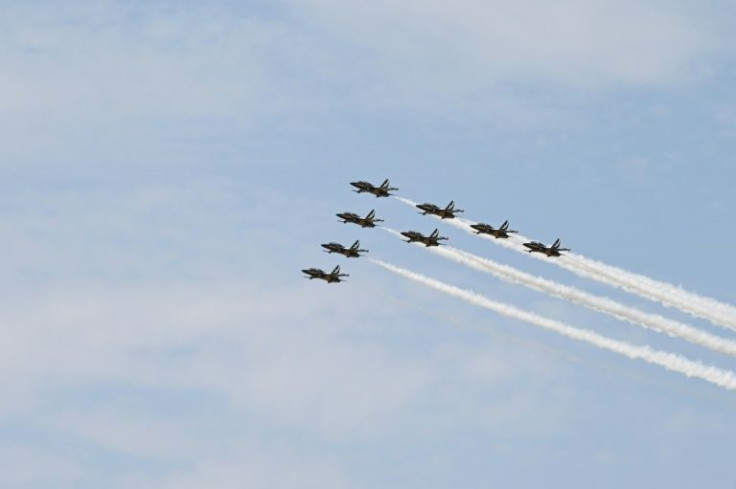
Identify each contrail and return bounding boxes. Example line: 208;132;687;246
382;227;736;357
371;258;736;392
394;196;736;331
560;252;736;331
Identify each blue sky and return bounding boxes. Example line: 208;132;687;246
2;1;736;487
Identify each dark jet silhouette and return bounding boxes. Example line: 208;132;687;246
401;228;448;247
470;220;518;239
523;239;571;257
321;240;368;258
416;200;464;219
336;209;384;228
302;265;349;283
350;179;398;197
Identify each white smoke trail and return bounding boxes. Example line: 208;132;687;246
561;253;736;331
394;196;736;331
383;227;736;356
394;197;417;206
451;248;736;357
371;258;736;392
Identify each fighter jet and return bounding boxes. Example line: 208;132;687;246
321;240;368;258
401;228;448;247
416;200;464;219
470;220;518;239
336;209;384;228
350;179;398;197
302;265;349;283
523;239;570;257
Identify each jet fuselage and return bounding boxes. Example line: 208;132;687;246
320;242;367;258
302;267;348;283
470;222;517;239
401;230;447;247
415;202;463;219
522;241;569;257
349;179;398;197
336;211;382;228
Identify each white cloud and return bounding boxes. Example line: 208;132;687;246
0;3;289;120
0;0;723;139
3;3;731;486
0;272;575;485
287;0;719;103
130;445;353;489
0;446;82;489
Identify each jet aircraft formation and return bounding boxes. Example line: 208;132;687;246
302;178;571;283
302;179;396;283
297;179;736;394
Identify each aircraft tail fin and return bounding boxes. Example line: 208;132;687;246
332;265;341;274
446;200;455;210
501;220;509;230
552;239;561;249
380;179;390;188
430;228;439;238
351;240;360;250
367;209;376;219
